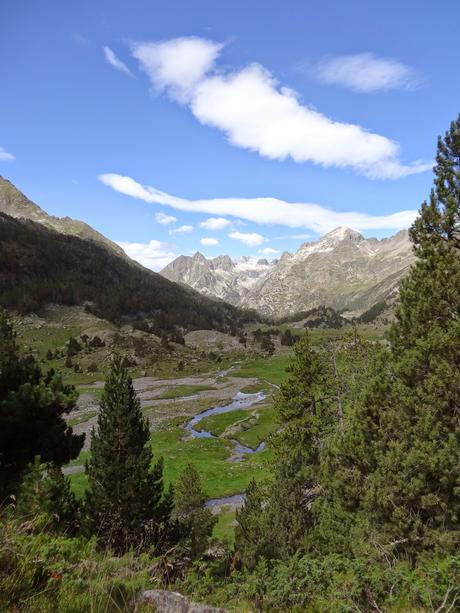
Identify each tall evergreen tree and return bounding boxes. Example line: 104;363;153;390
361;115;460;553
172;463;216;560
84;354;166;554
0;309;84;499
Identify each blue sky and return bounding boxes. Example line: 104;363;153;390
1;0;459;269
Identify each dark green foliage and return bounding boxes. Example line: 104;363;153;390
236;116;460;584
0;213;257;333
260;335;275;356
16;456;79;534
84;354;166;554
0;310;84;499
356;300;388;323
279;328;295;346
66;337;81;357
172;464;216;560
360;115;460;553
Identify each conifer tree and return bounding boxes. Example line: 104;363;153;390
16;456;79;533
172;463;216;559
0;309;84;499
361;115;460;553
84;354;166;554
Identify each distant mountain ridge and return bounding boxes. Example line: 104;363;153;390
161;252;277;304
161;227;415;316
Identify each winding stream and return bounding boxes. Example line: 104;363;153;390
184;391;266;460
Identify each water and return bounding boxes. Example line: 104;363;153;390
184;391;266;459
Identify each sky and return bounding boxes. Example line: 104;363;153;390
1;0;459;269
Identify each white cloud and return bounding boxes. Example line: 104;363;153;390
200;237;219;246
0;147;15;161
169;224;193;234
98;173;420;234
131;36;430;180
313;53;420;93
200;217;231;230
103;46;133;77
259;247;280;254
132;37;222;103
229;231;266;247
117;240;176;270
155;211;177;225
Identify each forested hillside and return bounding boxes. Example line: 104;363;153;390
0;213;255;333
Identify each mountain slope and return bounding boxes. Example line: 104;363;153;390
0;212;254;333
0;176;127;259
161;227;415;317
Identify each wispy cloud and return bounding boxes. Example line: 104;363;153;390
103;46;133;77
130;36;430;179
200;217;231;230
259;247;280;255
117;239;176;270
155;211;177;225
228;231;266;247
0;147;15;161
200;237;219;246
312;53;421;93
169;224;193;234
98;173;420;234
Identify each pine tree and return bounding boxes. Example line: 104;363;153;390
172;463;216;560
16;456;79;533
361;116;460;553
0;309;84;499
84;354;166;554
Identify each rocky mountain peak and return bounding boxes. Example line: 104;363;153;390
321;226;364;243
212;255;234;271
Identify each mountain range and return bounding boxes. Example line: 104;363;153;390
161;227;415;317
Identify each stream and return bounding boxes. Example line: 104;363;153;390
185;390;267;512
184;391;266;460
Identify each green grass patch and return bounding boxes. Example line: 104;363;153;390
236;406;277;449
239;381;271;394
213;506;237;543
69;422;273;500
77;386;104;399
155;384;215;400
197;409;251;437
236;354;291;386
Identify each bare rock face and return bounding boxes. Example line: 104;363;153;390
160;252;276;305
133;589;228;613
161;227;415;317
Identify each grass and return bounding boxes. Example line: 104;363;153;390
77;386;104;398
236;354;292;386
197;409;251;436
69;422;273;501
236;406;277;449
155;384;216;400
213;506;237;542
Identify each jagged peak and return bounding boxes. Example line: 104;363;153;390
191;251;207;262
321;227;364;242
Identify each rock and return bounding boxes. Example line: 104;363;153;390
133;589;228;613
